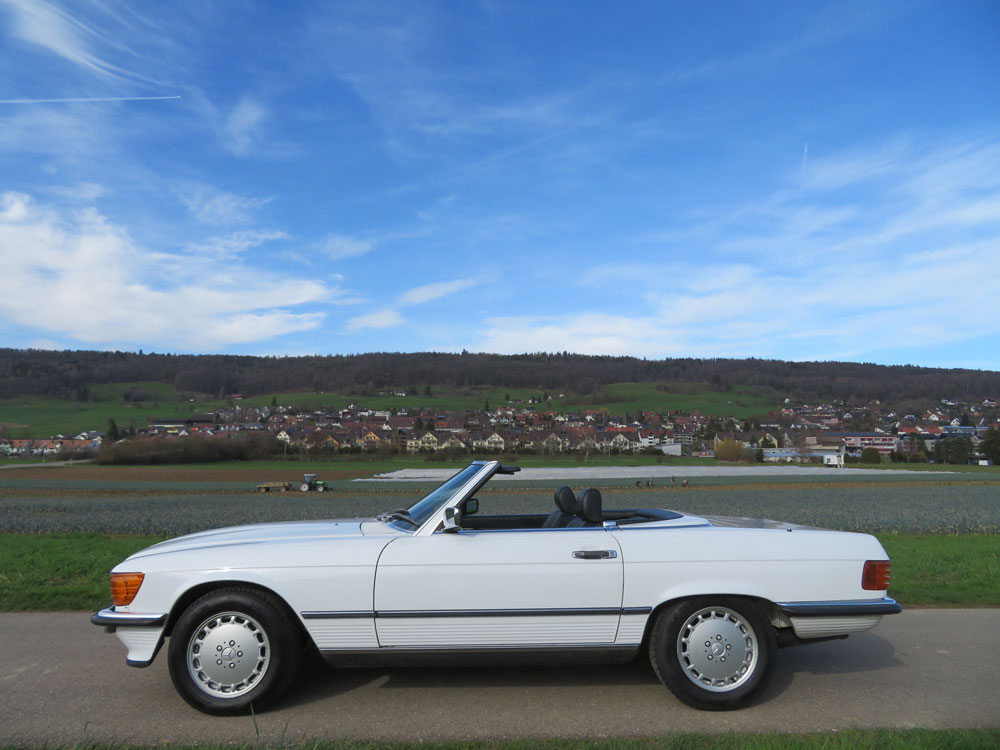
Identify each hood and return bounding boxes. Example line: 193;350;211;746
127;519;368;560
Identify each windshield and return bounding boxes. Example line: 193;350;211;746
389;463;488;529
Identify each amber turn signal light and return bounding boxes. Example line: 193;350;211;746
862;560;891;591
110;572;145;606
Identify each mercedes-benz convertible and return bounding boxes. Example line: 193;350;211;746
92;460;900;713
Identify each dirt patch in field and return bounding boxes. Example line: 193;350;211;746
0;465;374;482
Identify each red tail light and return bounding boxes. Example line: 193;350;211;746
862;560;891;591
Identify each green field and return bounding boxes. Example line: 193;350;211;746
243;382;782;418
0;380;782;437
0;381;230;437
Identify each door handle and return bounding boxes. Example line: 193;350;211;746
572;550;617;560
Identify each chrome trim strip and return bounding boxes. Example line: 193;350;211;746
91;607;167;627
777;597;901;617
301;606;648;620
320;643;639;654
301;610;373;620
448;526;611;535
377;607;623;619
622;606;653;615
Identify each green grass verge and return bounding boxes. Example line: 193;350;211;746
1;533;995;612
880;534;1000;606
0;532;166;610
0;457;45;466
5;729;998;749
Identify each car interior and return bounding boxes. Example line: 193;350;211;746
455;486;682;531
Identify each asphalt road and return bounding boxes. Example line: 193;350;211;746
1;609;998;745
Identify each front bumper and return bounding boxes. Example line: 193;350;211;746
92;606;168;667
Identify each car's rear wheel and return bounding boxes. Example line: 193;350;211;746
649;596;775;710
167;588;301;715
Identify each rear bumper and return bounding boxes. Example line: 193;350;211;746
777;597;901;617
777;597;901;640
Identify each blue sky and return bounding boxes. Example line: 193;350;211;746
1;1;998;369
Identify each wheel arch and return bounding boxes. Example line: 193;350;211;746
163;580;311;647
639;593;783;649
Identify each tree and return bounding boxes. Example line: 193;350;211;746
980;427;1000;464
715;439;746;462
860;447;881;464
938;436;973;465
271;396;277;407
107;418;120;442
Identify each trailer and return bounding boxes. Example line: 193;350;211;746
255;481;294;493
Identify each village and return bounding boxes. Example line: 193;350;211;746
3;394;998;465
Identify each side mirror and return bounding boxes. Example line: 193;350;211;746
442;506;461;533
464;498;479;516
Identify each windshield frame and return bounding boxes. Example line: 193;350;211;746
387;461;499;534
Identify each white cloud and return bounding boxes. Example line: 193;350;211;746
341;278;475;334
479;137;1000;362
319;233;373;260
48;182;107;201
221;97;267;156
346;309;405;331
28;338;62;350
185;229;288;260
399;278;476;306
177;184;272;225
0;0;139;82
0;191;327;350
478;314;677;357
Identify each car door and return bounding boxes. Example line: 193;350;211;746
374;527;624;648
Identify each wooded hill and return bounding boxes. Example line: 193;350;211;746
2;349;999;409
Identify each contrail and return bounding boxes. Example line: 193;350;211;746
801;142;808;186
0;96;181;104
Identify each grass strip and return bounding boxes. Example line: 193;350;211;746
879;534;1000;607
3;729;999;750
0;532;165;610
0;533;996;612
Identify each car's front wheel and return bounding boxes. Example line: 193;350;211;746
167;588;302;715
649;596;776;710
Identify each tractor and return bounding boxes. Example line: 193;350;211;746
300;473;327;492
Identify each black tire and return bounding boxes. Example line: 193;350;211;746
649;596;776;710
167;588;302;715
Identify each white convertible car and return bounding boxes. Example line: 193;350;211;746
93;460;900;714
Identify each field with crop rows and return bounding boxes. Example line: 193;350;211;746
2;473;998;536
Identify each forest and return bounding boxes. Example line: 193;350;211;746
2;348;999;408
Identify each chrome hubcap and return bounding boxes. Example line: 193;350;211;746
677;606;758;692
187;611;270;698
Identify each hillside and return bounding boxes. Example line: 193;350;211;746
3;349;1000;404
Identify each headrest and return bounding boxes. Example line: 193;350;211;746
579;488;603;524
553;486;579;514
